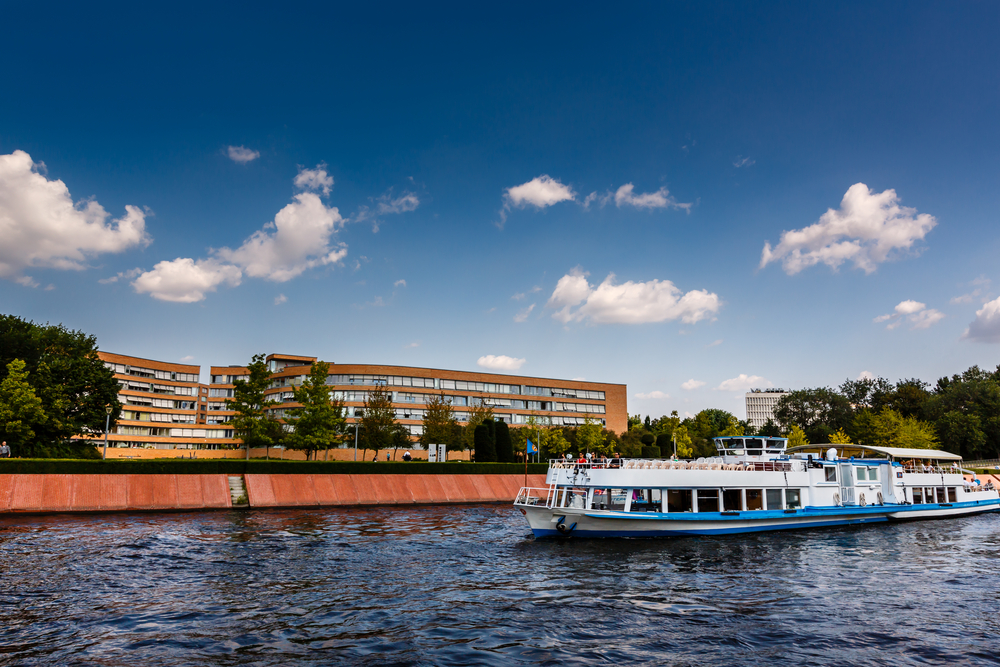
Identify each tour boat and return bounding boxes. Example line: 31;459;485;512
514;437;1000;538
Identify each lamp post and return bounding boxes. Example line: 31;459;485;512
103;404;112;460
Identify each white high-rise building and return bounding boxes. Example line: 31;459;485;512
745;389;790;429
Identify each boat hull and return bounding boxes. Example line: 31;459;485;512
521;499;1000;538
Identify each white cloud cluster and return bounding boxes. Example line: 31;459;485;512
0;150;150;284
951;276;991;305
274;294;287;305
716;374;772;392
513;304;535;322
760;183;937;275
354;190;421;232
964;297;1000;343
477;354;526;371
227;146;260;164
635;390;670;399
612;183;691;211
681;379;706;391
547;267;721;325
132;164;348;302
293;164;333;196
873;300;945;330
733;156;755;168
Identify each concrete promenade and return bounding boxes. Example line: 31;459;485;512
0;473;546;514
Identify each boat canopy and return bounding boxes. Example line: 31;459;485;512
786;444;962;462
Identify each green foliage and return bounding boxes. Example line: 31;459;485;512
420;393;460;450
619;428;644;457
545;427;572;458
640;432;655;446
0;315;120;450
786;425;809;447
227;354;275;458
361;383;397;458
577;416;605;454
494;420;514;463
473;423;497;462
869;408;939;449
0;359;47;456
756;418;782;438
284;361;346;460
774;388;853;444
828;428;852;444
640;445;661;458
463;399;494;451
719;416;744;436
0;458;551;475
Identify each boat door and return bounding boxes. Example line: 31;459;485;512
838;463;855;505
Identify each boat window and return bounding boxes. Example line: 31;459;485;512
591;488;609;510
925;488;935;503
723;488;742;511
667;489;693;513
629;489;657;512
608;489;629;511
936;487;946;504
766;489;783;510
786;489;801;509
913;488;923;504
746;489;764;511
824;467;837;483
745;438;763;455
869;467;879;481
697;489;720;513
856;467;867;482
948;487;957;503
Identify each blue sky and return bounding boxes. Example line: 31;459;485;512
2;2;999;421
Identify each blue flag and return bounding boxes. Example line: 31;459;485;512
527;439;538;454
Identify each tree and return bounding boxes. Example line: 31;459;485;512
774;388;853;444
829;428;852;444
361;383;396;461
227;354;275;460
545;427;572;458
463;398;494;451
0;315;120;449
0;359;47;457
494;420;514;462
786;425;809;448
869;408;939;449
390;423;412;458
577;416;604;454
720;416;744;436
420;393;459;451
756;418;782;437
473;423;497;461
284;361;346;461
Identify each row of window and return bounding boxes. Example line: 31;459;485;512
105;362;200;383
913;487;958;504
115;426;233;438
210;374;248;384
120;410;196;424
210;388;235;398
563;487;802;513
122;396;198;410
119;380;196;396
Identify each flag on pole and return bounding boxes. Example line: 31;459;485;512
527;439;538;454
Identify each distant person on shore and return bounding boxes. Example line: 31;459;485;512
386;452;391;462
403;451;412;462
0;441;9;458
373;455;378;462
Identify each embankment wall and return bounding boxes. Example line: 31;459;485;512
0;473;545;514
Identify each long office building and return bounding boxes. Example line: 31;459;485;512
745;389;790;429
97;351;628;450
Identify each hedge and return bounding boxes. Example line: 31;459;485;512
0;459;551;475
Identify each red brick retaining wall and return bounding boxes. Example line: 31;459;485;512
0;474;232;513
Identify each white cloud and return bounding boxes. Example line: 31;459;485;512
613;184;691;212
857;370;875;381
394;279;407;288
404;341;420;349
951;276;992;305
512;292;525;300
215;192;346;282
293;164;334;196
681;379;706;391
716;374;772;392
226;146;260;164
477;354;526;371
547;267;721;325
635;390;670;399
180;355;195;362
874;300;945;330
274;294;287;305
707;339;723;347
0;150;150;283
498;175;575;228
760;183;937;275
733;156;755;168
99;268;142;284
963;296;1000;343
132;258;242;303
353;191;421;233
513;304;535;323
16;276;39;288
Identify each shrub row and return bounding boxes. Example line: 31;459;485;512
0;459;551;476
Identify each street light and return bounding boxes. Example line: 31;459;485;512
103;404;113;460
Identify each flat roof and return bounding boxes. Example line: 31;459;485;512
787;444;962;461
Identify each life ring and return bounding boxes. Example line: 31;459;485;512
877;492;883;505
859;493;867;507
832;492;840;506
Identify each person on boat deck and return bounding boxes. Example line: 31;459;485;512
609;453;621;468
576;454;587;464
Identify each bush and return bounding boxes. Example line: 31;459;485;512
640;445;661;459
495;421;514;463
474;424;497;462
640;433;656;446
0;459;551;475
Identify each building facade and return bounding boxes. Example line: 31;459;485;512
96;351;628;450
744;389;790;429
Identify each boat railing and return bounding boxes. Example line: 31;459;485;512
548;458;801;472
902;465;962;474
515;486;554;507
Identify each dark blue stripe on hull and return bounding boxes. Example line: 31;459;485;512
532;516;888;538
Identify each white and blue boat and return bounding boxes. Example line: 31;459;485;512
514;437;1000;538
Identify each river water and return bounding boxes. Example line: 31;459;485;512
1;505;999;666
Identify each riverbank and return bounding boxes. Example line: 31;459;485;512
0;473;547;514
